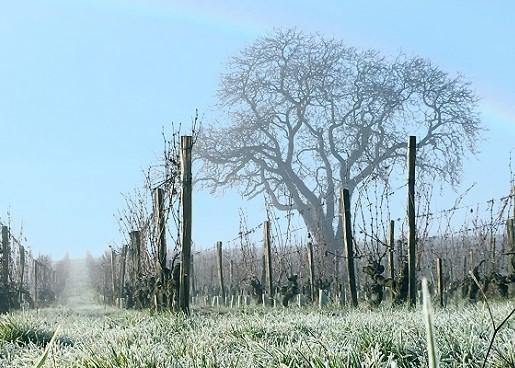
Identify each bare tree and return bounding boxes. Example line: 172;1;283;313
197;29;482;250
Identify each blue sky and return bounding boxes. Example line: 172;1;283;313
0;0;514;258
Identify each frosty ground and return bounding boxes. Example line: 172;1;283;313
0;301;513;367
1;260;513;368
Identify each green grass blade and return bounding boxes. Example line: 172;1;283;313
422;278;438;368
33;325;60;368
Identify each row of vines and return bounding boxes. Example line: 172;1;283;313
88;126;515;311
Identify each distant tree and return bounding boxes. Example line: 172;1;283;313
197;29;482;250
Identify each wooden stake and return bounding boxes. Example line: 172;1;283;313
469;250;474;272
229;259;234;295
388;220;395;301
179;135;193;314
119;243;127;301
34;260;38;308
216;241;226;302
154;187;167;279
19;246;25;304
110;247;116;304
307;241;315;303
508;217;515;274
1;226;9;288
263;220;273;299
436;257;444;308
341;188;358;307
333;255;339;300
129;231;141;283
407;135;417;307
388;220;395;281
190;253;196;298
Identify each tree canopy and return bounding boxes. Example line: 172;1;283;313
197;29;482;250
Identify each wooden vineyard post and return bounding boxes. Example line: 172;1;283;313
230;260;234;293
179;135;193;314
34;260;38;308
341;188;358;307
512;186;515;273
103;263;107;307
307;241;315;303
508;185;515;274
110;247;116;305
1;226;9;289
154;187;167;280
388;220;395;300
333;254;339;304
119;243;127;305
469;250;475;272
407;135;417;307
260;255;266;287
129;231;141;284
263;220;274;304
190;254;196;298
436;257;444;308
508;218;515;274
216;241;226;303
19;246;25;304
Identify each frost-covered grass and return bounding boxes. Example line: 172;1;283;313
0;302;513;367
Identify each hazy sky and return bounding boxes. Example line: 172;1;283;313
0;0;514;258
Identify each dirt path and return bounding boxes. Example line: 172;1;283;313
58;258;98;308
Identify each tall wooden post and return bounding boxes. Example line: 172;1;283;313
388;220;395;301
509;186;515;274
229;259;234;294
263;220;273;299
341;188;358;307
103;264;107;307
34;260;38;308
19;246;25;304
388;220;395;280
407;135;417;307
190;254;196;297
1;226;9;289
179;135;193;314
508;218;515;274
436;257;444;308
307;242;315;303
260;255;266;287
129;231;141;284
469;250;475;272
119;243;127;300
110;247;116;304
333;254;339;301
154;187;167;278
216;241;226;302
